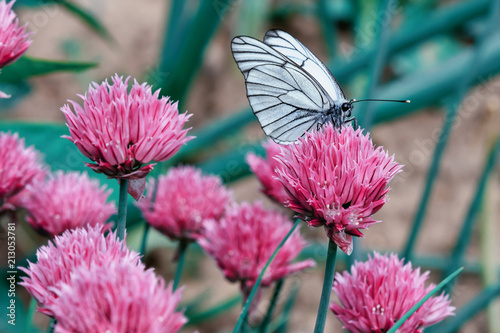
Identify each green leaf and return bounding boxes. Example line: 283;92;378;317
56;0;112;40
14;0;111;40
386;267;464;333
158;0;236;106
0;56;96;83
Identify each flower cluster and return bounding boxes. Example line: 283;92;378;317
61;75;194;199
274;125;402;254
136;166;233;242
246;139;288;204
19;225;141;316
199;202;315;296
23;171;116;237
0;132;46;211
330;252;455;333
50;261;186;333
0;0;32;97
19;225;186;333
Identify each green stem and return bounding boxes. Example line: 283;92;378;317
139;222;150;255
259;279;284;333
233;220;301;333
140;167;162;256
48;318;56;333
275;282;300;333
116;179;128;240
173;240;189;290
25;297;36;333
313;239;338;333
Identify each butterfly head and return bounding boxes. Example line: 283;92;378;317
341;101;353;118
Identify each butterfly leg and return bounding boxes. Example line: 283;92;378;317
345;117;358;130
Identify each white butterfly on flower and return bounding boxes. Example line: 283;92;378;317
231;29;409;144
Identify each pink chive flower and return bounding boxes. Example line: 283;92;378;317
0;0;31;67
0;132;46;211
0;0;32;98
246;139;288;204
136;166;233;242
49;261;186;333
61;74;194;200
23;171;116;237
198;202;315;298
274;125;402;255
19;224;142;317
330;252;455;333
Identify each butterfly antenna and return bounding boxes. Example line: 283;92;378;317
351;98;410;104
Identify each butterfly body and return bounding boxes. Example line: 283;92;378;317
231;29;354;144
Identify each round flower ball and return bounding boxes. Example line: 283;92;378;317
49;261;186;333
0;132;46;211
23;171;116;237
61;74;194;199
136;166;233;243
330;252;455;333
274;125;402;254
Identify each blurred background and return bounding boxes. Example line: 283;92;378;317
1;0;500;332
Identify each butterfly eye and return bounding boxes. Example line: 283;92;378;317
341;103;351;112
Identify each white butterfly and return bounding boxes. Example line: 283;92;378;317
231;29;408;144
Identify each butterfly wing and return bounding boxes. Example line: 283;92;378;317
231;35;333;144
263;29;346;102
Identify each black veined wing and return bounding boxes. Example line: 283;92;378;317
263;29;346;103
231;30;351;144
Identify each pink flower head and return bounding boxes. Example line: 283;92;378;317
23;171;116;237
274;125;402;255
19;224;142;316
330;252;455;333
136;166;233;242
246;139;288;204
0;0;32;98
198;202;315;297
0;132;46;210
61;74;194;200
0;0;31;67
49;261;186;333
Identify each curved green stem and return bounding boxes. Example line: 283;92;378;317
313;239;338;333
233;220;301;333
173;240;189;290
116;179;128;240
259;279;284;333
